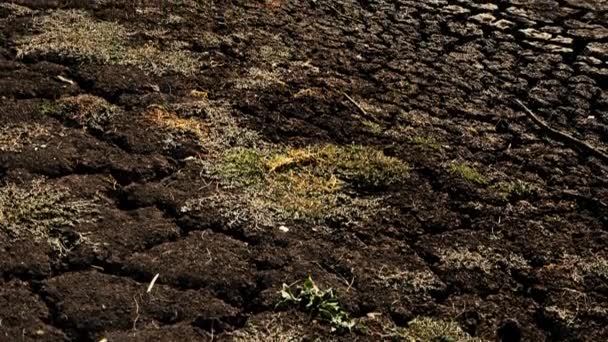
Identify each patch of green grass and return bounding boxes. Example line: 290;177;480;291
279;276;356;333
172;102;407;230
0;178;99;255
498;180;538;201
40;95;119;130
411;135;441;150
218;147;267;187
263;144;406;189
183;144;408;229
448;162;488;185
361;119;383;135
16;10;200;75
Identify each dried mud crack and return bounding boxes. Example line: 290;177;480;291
1;0;608;341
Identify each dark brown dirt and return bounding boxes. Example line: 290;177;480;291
1;0;608;341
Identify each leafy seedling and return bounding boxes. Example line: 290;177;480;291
279;276;356;333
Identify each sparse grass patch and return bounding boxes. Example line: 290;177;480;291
439;246;528;274
234;67;286;90
0;2;34;17
40;95;120;130
149;99;260;151
498;180;538;201
0;178;99;255
374;267;445;294
230;319;306;342
547;255;608;284
279;276;356;333
0;123;51;152
361;119;383;135
577;256;608;281
411;135;441;150
404;317;483;342
16;10;201;75
366;315;482;341
448;162;488;185
258;43;292;65
183;144;407;229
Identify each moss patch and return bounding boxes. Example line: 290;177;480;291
448;162;488;185
0;178;100;255
17;10;200;75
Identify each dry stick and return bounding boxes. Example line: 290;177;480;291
513;99;608;164
341;91;379;123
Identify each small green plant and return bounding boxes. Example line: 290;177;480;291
279;276;356;332
448;162;488;185
498;180;538;201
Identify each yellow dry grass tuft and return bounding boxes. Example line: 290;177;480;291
146;106;207;142
16;10;200;75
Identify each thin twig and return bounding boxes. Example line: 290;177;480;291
132;296;140;331
513;99;608;164
342;91;369;117
341;91;379;124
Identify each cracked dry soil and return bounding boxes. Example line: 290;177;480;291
1;0;608;341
